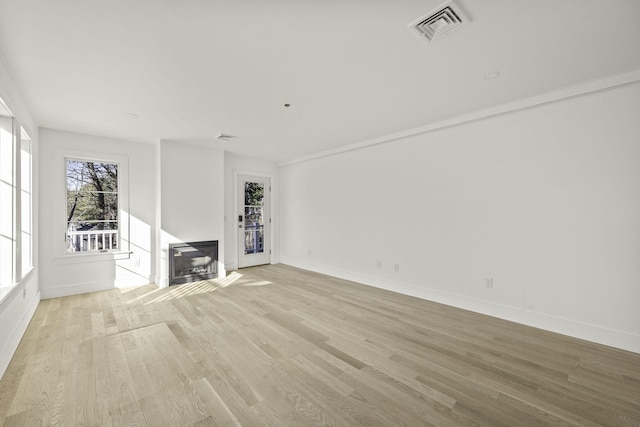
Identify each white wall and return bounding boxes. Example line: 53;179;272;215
0;57;40;379
39;129;157;298
279;81;640;353
159;141;225;285
223;152;279;271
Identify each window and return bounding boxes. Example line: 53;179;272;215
0;111;32;289
66;159;119;253
0;115;14;286
21;129;32;272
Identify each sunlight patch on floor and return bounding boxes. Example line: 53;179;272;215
142;271;247;304
216;271;244;287
238;280;272;287
123;286;163;303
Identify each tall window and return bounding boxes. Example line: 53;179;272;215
0;112;32;288
21;129;32;272
0;115;14;286
66;159;119;253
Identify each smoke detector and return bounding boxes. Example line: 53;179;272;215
216;133;238;141
408;0;469;43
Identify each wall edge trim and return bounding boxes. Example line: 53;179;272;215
278;69;640;167
0;290;40;380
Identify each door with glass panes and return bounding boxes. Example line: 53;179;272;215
238;175;270;268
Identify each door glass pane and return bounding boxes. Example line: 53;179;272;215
244;182;264;255
244;182;264;206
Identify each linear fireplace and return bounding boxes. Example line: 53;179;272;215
168;240;218;285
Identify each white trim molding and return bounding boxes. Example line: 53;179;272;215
279;69;640;167
280;257;640;355
0;289;40;379
53;149;130;260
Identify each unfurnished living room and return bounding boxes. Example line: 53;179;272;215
1;1;639;426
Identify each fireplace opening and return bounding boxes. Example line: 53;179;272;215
169;240;218;285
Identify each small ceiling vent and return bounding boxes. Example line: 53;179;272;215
216;133;238;141
408;0;469;43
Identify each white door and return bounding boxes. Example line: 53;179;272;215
238;175;271;268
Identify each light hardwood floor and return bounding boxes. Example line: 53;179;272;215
1;264;639;426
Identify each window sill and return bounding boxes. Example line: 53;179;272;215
0;284;18;305
0;268;35;305
53;251;133;264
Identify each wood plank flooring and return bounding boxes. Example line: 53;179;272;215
1;264;639;426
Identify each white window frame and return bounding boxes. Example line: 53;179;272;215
20;128;33;275
54;149;130;260
0;113;34;300
0;115;17;288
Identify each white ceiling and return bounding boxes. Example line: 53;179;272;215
1;0;639;164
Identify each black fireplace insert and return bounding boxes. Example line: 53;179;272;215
168;240;218;285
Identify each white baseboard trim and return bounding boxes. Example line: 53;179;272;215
114;275;155;288
40;281;115;299
225;263;237;272
0;290;40;380
280;257;640;354
42;275;159;298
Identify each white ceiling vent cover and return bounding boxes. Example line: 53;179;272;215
408;0;469;43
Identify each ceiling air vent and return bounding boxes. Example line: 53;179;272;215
408;0;469;43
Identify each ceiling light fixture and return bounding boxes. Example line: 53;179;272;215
126;113;138;119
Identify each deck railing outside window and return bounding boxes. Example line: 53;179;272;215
67;229;118;252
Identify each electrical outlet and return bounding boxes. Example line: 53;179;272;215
308;249;312;256
23;287;26;298
376;260;382;269
485;278;494;288
134;258;141;268
394;263;400;272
